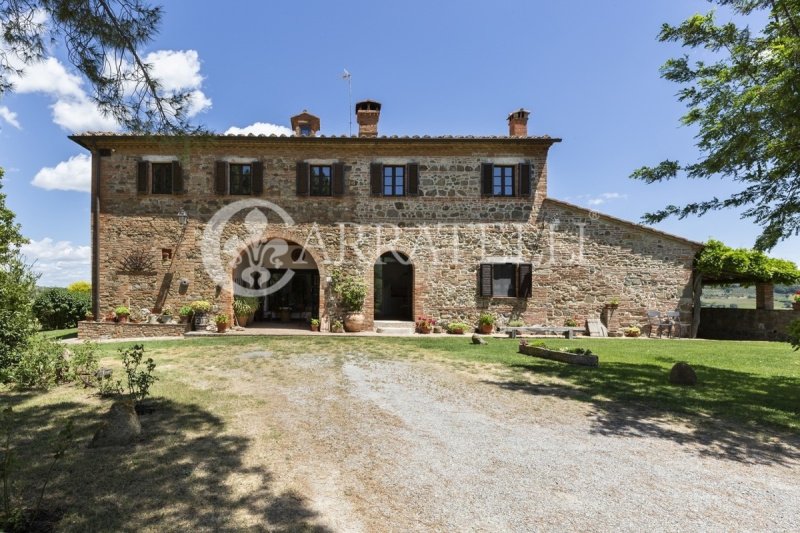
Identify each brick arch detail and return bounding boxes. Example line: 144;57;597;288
370;248;420;323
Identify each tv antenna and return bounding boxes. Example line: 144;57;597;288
342;68;352;136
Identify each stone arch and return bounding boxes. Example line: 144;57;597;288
373;249;416;322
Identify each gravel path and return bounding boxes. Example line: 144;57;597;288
220;351;800;531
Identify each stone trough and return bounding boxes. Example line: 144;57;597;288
518;344;599;367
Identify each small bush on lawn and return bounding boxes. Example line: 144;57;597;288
67;341;99;386
121;344;157;403
33;288;90;330
787;319;800;351
9;338;68;389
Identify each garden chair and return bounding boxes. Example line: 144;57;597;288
646;310;670;338
665;311;690;338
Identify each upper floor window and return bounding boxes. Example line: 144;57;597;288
151;163;173;194
481;162;532;197
215;161;263;195
296;162;344;196
310;165;332;196
137;160;182;195
370;163;419;196
383;165;405;196
229;164;253;195
492;166;514;197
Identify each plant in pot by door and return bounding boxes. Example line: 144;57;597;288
330;319;344;333
477;312;495;334
160;307;173;323
447;322;468;335
115;306;130;323
233;298;253;327
178;305;193;324
190;300;212;329
215;313;229;333
416;315;436;334
332;271;367;332
309;318;320;332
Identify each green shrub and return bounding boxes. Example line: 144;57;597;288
787;319;800;351
114;306;130;317
9;338;67;389
121;344;157;403
67;341;99;386
232;298;253;315
447;322;469;334
66;280;91;296
32;287;90;330
190;300;212;313
564;318;578;327
478;313;495;326
507;319;524;327
331;271;367;312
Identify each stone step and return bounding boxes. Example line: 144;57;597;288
374;320;416;335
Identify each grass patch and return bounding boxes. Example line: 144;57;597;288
38;328;78;340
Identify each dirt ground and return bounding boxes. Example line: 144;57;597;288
159;347;800;532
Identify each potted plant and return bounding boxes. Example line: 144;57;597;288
309;318;320;332
331;319;344;333
416;315;436;334
793;291;800;311
190;300;212;329
215;313;229;333
115;306;130;323
477;312;495;334
332;271;367;332
447;322;468;334
85;310;95;322
623;326;641;337
178;305;193;324
233;298;253;327
508;318;524;328
160;307;173;323
606;298;620;309
564;317;578;327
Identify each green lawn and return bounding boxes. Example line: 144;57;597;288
91;335;800;433
38;328;78;340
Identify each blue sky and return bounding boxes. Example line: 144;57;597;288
0;0;793;285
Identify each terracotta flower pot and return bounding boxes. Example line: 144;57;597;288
310;324;320;332
216;322;228;333
418;324;431;334
479;323;493;334
344;312;365;332
118;315;129;323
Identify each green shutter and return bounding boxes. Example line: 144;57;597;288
252;161;264;195
370;163;383;196
172;161;183;194
481;163;493;196
479;264;493;297
137;161;148;194
215;161;227;195
407;163;419;196
332;163;345;196
518;163;531;197
518;263;532;298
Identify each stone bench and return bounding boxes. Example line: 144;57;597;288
506;326;587;340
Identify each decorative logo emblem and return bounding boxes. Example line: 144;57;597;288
201;199;296;297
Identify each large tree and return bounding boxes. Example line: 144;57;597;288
1;0;198;133
631;0;800;251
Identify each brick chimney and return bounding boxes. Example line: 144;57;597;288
290;110;320;137
355;100;381;138
507;108;530;137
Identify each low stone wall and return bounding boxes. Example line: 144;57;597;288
697;308;799;341
78;321;188;340
519;344;599;367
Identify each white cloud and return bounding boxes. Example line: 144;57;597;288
225;122;293;136
51;98;119;132
581;192;627;206
31;154;91;192
145;50;212;117
11;56;84;99
21;238;90;287
0;105;21;129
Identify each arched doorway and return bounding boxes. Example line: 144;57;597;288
374;251;413;321
233;241;319;324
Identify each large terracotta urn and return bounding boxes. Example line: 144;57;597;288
344;312;365;332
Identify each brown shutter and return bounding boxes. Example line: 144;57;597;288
215;161;227;195
137;161;148;194
479;264;493;297
518;263;533;298
172;160;183;194
296;162;309;196
252;161;264;195
518;163;531;197
481;163;493;196
332;163;345;196
407;163;419;196
370;163;383;196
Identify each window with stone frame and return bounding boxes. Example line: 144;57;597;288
151;163;173;194
478;263;532;298
310;165;332;196
480;162;532;197
229;163;253;195
369;163;419;196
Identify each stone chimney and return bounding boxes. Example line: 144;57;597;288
290;110;320;137
507;108;530;137
355;100;381;138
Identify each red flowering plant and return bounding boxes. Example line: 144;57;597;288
416;315;436;332
794;290;800;303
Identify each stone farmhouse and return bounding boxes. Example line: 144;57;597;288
70;101;702;335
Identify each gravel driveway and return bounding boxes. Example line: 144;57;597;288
217;350;800;531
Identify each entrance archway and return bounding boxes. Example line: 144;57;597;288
374;251;413;321
233;241;319;324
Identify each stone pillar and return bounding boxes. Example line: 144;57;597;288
601;306;621;336
755;282;774;310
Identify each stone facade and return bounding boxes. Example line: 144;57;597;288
78;321;188;339
698;308;798;341
71;110;702;335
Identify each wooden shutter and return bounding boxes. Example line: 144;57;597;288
370;163;383;196
137;161;148;194
252;161;264;195
407;163;419;196
295;162;309;196
215;161;227;195
479;264;493;297
518;162;531;197
481;163;493;196
332;163;345;196
518;263;533;298
172;161;183;194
